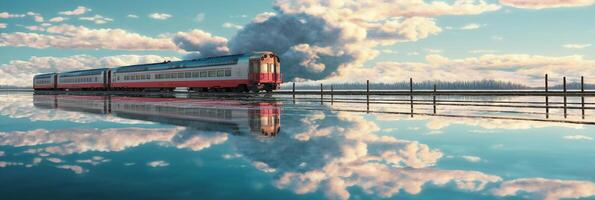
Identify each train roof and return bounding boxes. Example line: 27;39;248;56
59;68;108;77
112;53;247;73
33;73;56;79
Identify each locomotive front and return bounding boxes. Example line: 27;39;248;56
248;52;282;92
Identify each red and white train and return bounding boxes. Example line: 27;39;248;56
33;52;282;92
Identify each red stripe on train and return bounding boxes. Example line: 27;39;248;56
111;79;251;88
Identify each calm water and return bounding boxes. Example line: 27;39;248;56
0;92;594;200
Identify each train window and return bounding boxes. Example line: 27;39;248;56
225;69;231;76
147;74;151;79
177;72;184;78
192;72;199;78
208;71;216;77
185;72;191;78
261;63;267;73
200;71;207;77
217;70;224;77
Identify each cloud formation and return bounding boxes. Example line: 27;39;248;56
59;6;92;16
149;13;172;20
500;0;595;9
326;54;595;86
79;15;113;24
172;29;230;57
0;54;179;86
0;24;176;50
563;43;591;49
224;0;500;81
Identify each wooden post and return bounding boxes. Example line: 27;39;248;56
545;74;549;118
292;82;295;99
582;76;585;119
331;84;334;105
433;84;436;114
563;76;567;118
366;80;370;112
320;83;323;105
410;78;413;117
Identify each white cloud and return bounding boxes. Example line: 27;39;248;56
0;12;26;18
27;12;44;22
563;135;593;140
461;155;482;162
0;151;4;156
222;22;243;29
76;156;111;165
148;12;171;20
491;35;504;41
127;14;139;18
147;160;169;167
252;12;276;23
492;178;595;200
500;0;595;9
79;15;113;24
195;13;205;22
0;23;6;29
49;17;67;23
59;6;91;16
222;154;242;159
563;43;591;49
469;49;498;54
460;23;482;30
172;29;230;56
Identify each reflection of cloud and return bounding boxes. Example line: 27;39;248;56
373;113;584;130
252;161;276;173
563;135;593;140
56;165;86;174
222;154;242;159
492;178;595;200
173;133;228;151
147;160;169;167
76;156;111;165
269;111;504;200
0;128;179;155
0;151;4;156
47;157;63;163
0;161;24;167
0;127;228;156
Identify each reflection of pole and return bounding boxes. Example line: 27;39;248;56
433;84;436;114
563;76;567;118
410;78;413;117
331;84;334;105
366;80;370;113
292;82;295;99
320;83;323;105
545;74;549;119
582;76;585;119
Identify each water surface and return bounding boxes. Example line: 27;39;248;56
0;92;594;200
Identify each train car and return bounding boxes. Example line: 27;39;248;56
33;73;57;90
56;68;110;90
110;52;281;92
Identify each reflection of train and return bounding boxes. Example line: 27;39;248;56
33;52;282;92
33;95;281;137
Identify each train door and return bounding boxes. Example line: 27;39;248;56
249;59;260;82
105;69;111;89
53;74;58;89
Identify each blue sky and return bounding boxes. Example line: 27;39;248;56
1;0;594;86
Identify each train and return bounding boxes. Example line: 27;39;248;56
33;51;282;92
33;94;282;137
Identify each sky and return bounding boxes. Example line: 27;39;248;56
0;0;594;87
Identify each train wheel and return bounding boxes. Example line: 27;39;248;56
234;85;248;93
